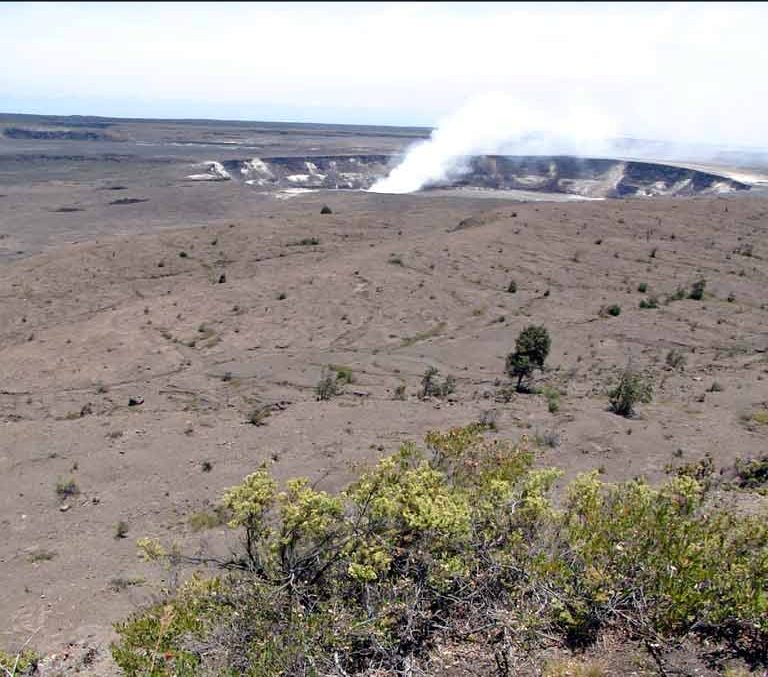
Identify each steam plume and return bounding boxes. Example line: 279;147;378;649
369;93;619;194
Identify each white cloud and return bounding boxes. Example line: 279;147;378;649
1;2;766;147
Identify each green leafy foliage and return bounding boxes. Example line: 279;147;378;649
113;426;768;674
608;366;653;417
0;648;39;676
506;325;551;392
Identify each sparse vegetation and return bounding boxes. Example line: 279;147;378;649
665;348;687;371
506;325;551;392
507;279;517;293
419;366;456;399
400;322;446;347
0;648;39;675
639;296;659;309
288;237;320;246
114;520;129;539
393;383;406;400
600;303;621;317
248;405;273;426
113;425;768;674
55;477;80;499
109;577;145;593
316;367;343;401
608;365;654;417
542;385;561;413
27;549;57;563
189;506;228;532
329;364;354;384
689;278;707;300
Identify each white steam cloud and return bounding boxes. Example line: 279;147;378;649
369;93;619;194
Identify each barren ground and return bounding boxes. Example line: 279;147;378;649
1;117;767;674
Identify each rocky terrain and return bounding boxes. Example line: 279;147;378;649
0;115;767;674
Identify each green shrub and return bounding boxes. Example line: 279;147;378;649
665;348;687;371
608;366;653;417
639;296;659;309
315;367;342;401
115;520;130;539
55;476;79;499
637;282;648;293
601;304;621;317
735;455;768;489
112;426;768;674
542;386;561;413
689;278;707;300
419;366;456;399
329;364;354;384
0;648;39;675
506;325;551;392
288;237;320;246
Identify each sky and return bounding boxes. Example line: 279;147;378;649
1;1;767;149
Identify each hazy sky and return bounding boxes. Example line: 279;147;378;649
2;2;766;148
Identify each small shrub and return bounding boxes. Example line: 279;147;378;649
55;477;79;499
608;365;653;417
27;549;57;563
316;368;342;401
665;348;687;371
276;292;287;300
248;405;272;426
689;279;706;300
388;254;403;266
637;282;648;293
201;460;213;473
667;453;715;488
419;366;456;399
535;428;561;448
734;455;768;489
542;386;561;414
329;365;354;385
109;577;145;593
665;286;687;304
178;251;188;258
189;506;228;532
320;205;332;215
602;304;621;317
289;237;320;246
478;409;498;431
708;381;724;393
639;296;659;309
507;279;517;293
115;520;129;539
0;648;39;675
393;383;406;401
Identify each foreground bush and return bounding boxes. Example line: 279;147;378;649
113;426;768;674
